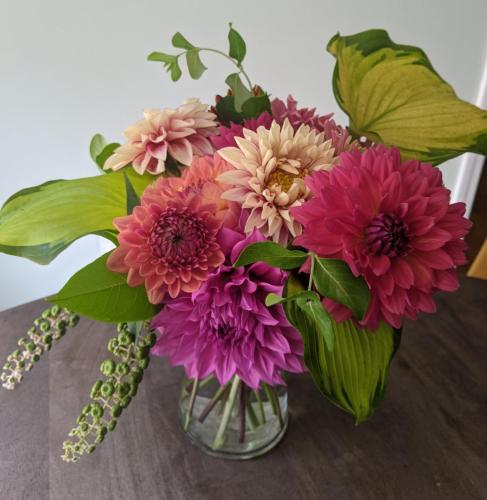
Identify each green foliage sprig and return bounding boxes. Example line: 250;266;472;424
148;23;271;123
62;322;156;462
1;306;79;390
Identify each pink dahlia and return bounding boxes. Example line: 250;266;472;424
271;95;355;156
210;111;273;149
151;227;305;388
292;146;472;329
104;99;217;175
107;180;224;303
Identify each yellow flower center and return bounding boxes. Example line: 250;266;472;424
267;165;308;192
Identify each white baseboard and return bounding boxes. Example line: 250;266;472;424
451;55;487;217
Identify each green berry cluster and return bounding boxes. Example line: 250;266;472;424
62;322;156;462
1;305;79;390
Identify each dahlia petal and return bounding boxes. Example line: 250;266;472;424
391;259;414;289
168;139;193;165
413;227;452;251
106;247;129;273
433;269;459;292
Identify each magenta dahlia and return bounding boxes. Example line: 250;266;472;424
151;227;304;388
107;180;224;303
210;111;273;149
292;146;472;329
271;95;355;155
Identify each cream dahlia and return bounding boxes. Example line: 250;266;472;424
217;119;336;245
104;99;217;175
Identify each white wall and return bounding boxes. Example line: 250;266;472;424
1;0;486;310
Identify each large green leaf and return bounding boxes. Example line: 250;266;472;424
327;29;487;164
0;170;154;264
48;252;156;323
284;274;399;423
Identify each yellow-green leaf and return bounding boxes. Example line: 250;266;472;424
0;170;154;264
327;29;487;164
284;274;400;423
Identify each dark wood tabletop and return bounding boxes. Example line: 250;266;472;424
1;275;486;500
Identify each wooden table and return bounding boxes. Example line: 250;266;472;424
1;276;486;500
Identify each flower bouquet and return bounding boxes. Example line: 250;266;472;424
1;25;485;462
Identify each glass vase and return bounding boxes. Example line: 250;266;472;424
178;374;288;459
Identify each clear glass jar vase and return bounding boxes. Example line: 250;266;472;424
178;374;288;460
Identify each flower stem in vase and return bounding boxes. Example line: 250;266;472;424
239;383;247;443
212;376;241;450
198;382;229;423
263;383;284;430
253;389;266;425
245;392;259;430
183;379;199;432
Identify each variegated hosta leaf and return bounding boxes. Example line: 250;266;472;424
327;29;487;165
284;275;400;423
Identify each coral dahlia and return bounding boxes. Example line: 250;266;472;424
104;99;217;175
217;119;336;245
271;95;356;155
107;180;224;303
292;146;472;329
151;227;304;388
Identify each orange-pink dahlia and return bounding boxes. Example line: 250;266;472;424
104;99;217;175
107;180;225;303
292;146;472;329
180;154;241;229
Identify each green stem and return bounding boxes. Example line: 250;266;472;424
198;47;253;89
246;396;260;430
183;379;199;432
308;253;315;291
253;389;266;424
198;383;228;423
213;376;241;450
239;384;246;443
263;383;284;430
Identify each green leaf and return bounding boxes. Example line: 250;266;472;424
0;170;154;264
48;252;156;323
123;173;140;215
327;29;487;164
241;94;271;119
228;23;246;64
283;275;399;423
89;134;107;169
265;290;320;307
234;242;308;269
96;142;120;169
225;73;252;111
147;52;182;82
172;32;195;50
215;95;244;125
186;49;207;79
147;51;177;65
298;299;335;352
312;255;370;320
170;60;182;82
